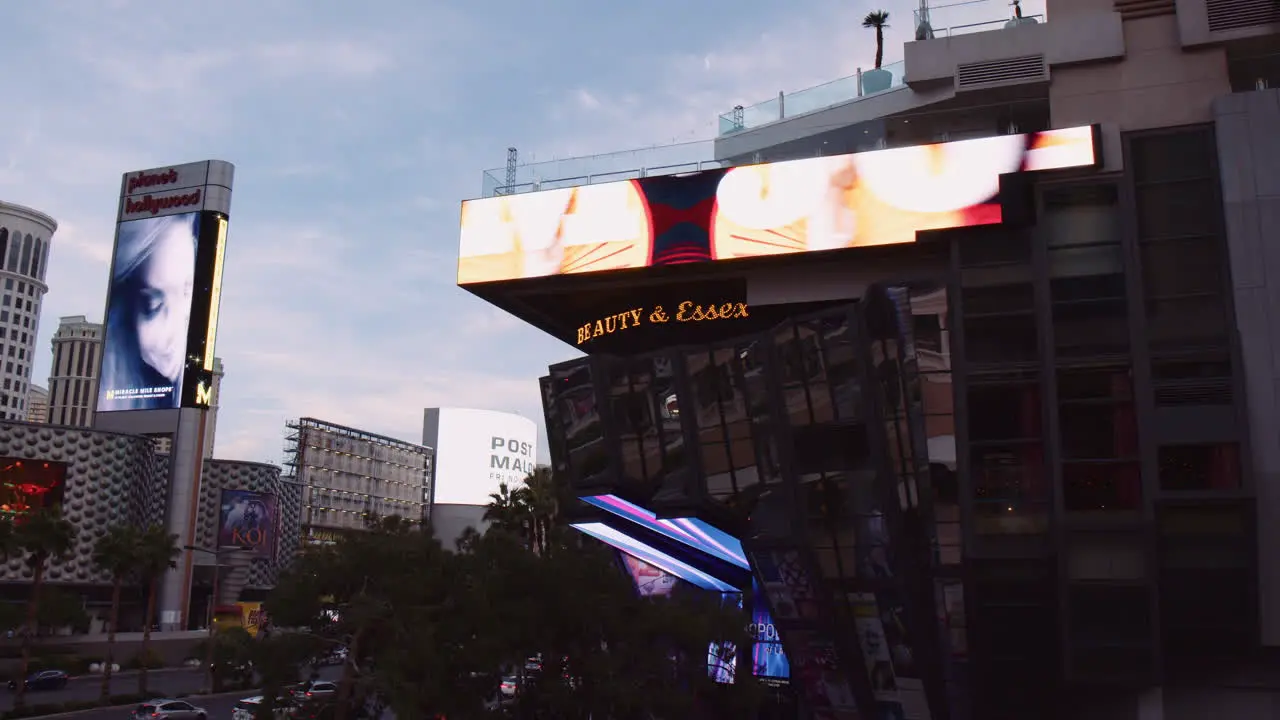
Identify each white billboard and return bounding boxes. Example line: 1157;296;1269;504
423;407;538;506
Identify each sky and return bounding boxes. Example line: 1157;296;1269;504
0;0;1044;466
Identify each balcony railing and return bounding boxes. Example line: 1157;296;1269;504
480;139;723;197
913;9;1044;38
716;60;907;137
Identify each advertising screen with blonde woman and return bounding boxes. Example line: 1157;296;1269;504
99;212;203;412
457;125;1098;285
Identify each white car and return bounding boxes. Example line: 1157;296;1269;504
500;676;518;698
291;680;338;702
131;699;207;719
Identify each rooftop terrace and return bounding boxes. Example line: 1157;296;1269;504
717;4;1044;136
478;0;1047;198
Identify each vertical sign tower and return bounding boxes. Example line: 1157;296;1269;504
93;160;235;630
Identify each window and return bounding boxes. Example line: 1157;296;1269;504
962;281;1034;314
1062;461;1141;511
1141;238;1224;298
1159;444;1240;491
971;445;1049;534
1059;402;1138;460
1135;182;1220;240
1058;367;1132;403
1152;353;1232;406
964;314;1038;364
1147;295;1228;349
0;229;6;268
968;382;1041;442
958;228;1030;267
1130;129;1214;185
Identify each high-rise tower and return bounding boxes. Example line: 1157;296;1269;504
47;315;102;427
0;201;56;422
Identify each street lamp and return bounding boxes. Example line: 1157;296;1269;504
184;544;243;693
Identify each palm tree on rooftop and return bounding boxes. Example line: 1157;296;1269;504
863;10;891;70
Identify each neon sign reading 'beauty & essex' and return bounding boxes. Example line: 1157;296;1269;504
577;301;749;345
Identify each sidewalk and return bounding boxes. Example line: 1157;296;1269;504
66;666;198;681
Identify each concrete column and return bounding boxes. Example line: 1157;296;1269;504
1214;89;1280;648
159;408;210;630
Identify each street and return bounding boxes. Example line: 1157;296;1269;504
0;668;210;711
0;666;346;717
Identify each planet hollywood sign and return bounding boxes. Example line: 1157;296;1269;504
126;168;180;194
576;300;750;345
124;188;203;216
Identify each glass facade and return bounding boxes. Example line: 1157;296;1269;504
543;286;963;719
533;124;1256;720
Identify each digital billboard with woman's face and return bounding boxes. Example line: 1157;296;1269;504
99;212;200;411
457;125;1100;285
98;160;232;414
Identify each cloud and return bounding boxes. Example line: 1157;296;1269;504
527;0;1048;163
7;0;1048;473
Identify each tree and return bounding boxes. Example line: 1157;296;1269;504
12;508;77;711
249;631;325;720
483;482;527;536
267;504;758;719
862;10;891;70
484;467;569;556
463;530;757;720
91;525;140;703
134;525;180;697
269;515;436;720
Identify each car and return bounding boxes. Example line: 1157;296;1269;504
233;695;297;720
314;647;347;666
499;676;518;698
291;680;338;702
131;698;208;719
7;669;69;691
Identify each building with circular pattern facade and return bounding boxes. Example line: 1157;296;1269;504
0;419;302;632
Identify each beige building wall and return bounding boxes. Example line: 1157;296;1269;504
1049;9;1231;133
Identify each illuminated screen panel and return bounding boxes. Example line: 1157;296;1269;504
98;210;229;412
709;640;738;684
751;581;791;680
458;126;1098;284
0;458;66;517
582;494;750;570
571;522;738;592
618;550;683;597
218;489;279;560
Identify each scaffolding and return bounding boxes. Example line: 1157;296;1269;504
284;417;434;542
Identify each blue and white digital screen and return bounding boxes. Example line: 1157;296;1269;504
582;494;750;570
570;522;738;592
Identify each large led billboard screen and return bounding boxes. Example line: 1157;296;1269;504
98;161;233;413
458;126;1098;285
571;521;738;592
582;494;750;571
423;407;539;506
217;489;278;560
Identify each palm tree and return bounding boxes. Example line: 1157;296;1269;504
521;467;561;556
134;525;180;696
483;482;528;535
91;525;140;703
863;10;891;70
12;508;77;711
